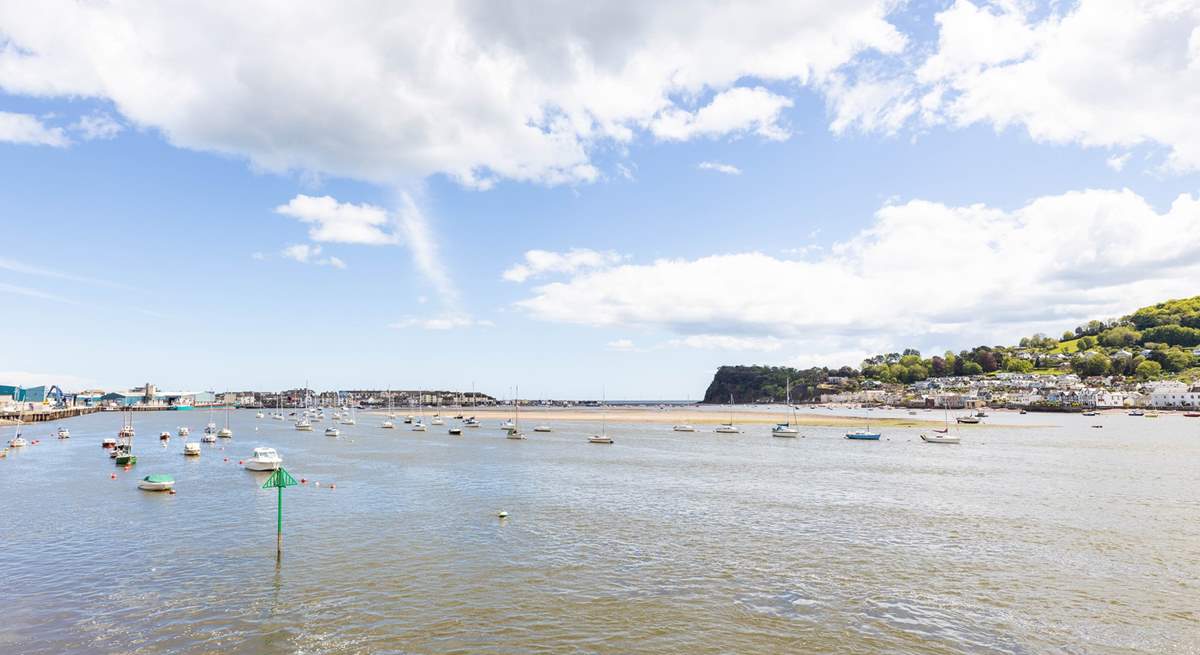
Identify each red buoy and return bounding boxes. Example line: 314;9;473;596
110;473;117;480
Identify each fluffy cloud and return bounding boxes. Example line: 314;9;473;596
503;248;624;282
0;111;68;147
606;339;637;351
516;188;1200;356
275;195;397;245
280;243;345;268
0;1;904;185
833;0;1200;171
697;161;742;175
70;112;122;140
666;335;783;351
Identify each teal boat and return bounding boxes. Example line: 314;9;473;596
845;429;881;440
138;474;174;491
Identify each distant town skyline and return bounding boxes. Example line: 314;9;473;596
2;1;1199;398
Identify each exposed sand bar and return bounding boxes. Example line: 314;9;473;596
367;406;950;428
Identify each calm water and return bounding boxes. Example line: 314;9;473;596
2;409;1198;654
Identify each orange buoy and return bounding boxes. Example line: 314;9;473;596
330;484;336;490
110;473;117;480
300;478;307;484
223;457;228;462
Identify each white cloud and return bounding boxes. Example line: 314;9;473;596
0;111;68;147
651;86;794;142
250;251;266;260
1106;153;1131;172
606;338;636;351
835;0;1200;172
396;192;456;304
503;248;624;283
389;314;493;330
275;195;397;245
70;112;122;140
280;243;345;268
697;161;742;175
666;335;783;351
516;188;1200;358
0;2;904;186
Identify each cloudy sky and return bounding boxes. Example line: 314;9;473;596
2;0;1199;398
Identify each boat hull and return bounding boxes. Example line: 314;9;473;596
244;460;281;471
138;481;174;491
845;433;881;440
920;434;960;444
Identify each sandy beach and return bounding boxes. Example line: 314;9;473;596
367;405;950;428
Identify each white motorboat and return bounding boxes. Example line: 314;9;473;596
244;447;283;471
381;420;395;429
672;424;696;432
411;422;427;432
178;426;190;437
183;441;201;456
921;433;961;444
431;416;444;426
533;425;552;432
138;474;175;491
588;434;613;444
448;427;463;435
325;427;340;437
9;417;27;448
500;419;515;431
56;427;70;439
463;417;480;428
295;418;313;431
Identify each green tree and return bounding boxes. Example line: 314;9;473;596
1005;358;1034;373
961;361;983;375
1135;360;1163;379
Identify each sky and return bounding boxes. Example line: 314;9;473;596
1;0;1200;399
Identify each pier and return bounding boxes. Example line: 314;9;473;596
0;406;101;423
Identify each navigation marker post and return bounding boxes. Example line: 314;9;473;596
262;467;298;559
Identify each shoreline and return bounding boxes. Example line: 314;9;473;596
365;406;953;428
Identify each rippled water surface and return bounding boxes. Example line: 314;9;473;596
2;408;1198;654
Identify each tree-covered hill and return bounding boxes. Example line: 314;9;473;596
702;365;858;404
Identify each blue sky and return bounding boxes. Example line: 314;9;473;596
1;1;1199;398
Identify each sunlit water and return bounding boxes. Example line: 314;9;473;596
2;408;1197;654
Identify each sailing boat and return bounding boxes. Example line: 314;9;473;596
412;391;427;431
431;393;444;425
8;415;27;448
218;403;233;438
464;383;481;428
772;378;800;437
715;393;740;433
114;412;137;465
506;387;526;439
845;412;881;440
204;404;217;435
922;404;961;444
589;390;613;443
382;390;395;428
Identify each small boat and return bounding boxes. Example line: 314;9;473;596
217;406;233;438
463;417;480;428
102;437;117;448
533;425;552;433
183;442;201;456
159;431;171;441
381;420;395;429
138;474;175;491
448;427;463;435
715;394;740;433
178;426;190;437
500;419;515;431
506;390;526;440
113;447;136;466
1082;411;1099;416
1145;411;1160;418
255;412;265;419
975;411;988;418
672;424;696;432
920;433;960;444
9;435;27;448
244;447;282;471
325;427;340;437
1091;424;1104;429
341;408;356;426
588;434;614;444
845;429;881;440
204;423;217;435
56;427;70;439
1019;409;1028;415
412;422;427;432
772;379;801;438
1184;412;1200;418
200;431;217;443
956;416;981;424
404;415;414;424
431;416;444;426
1129;410;1145;416
295;418;313;431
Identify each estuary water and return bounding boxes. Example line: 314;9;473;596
1;408;1197;654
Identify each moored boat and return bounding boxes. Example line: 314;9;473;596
845;429;881;440
138;474;175;491
920;432;960;444
533;425;552;432
956;416;980;424
183;441;201;456
178;426;190;437
56;427;70;439
448;427;463;435
159;431;170;441
244;447;282;471
771;378;801;438
325;427;340;437
672;424;696;432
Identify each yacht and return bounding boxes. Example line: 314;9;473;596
505;387;526;439
921;432;961;444
381;419;395;429
771;378;801;437
1129;409;1145;416
183;441;201;456
295;417;313;431
244;447;282;471
431;415;445;426
255;412;265;419
177;426;190;437
956;415;981;424
200;431;217;443
715;394;740;433
56;427;70;439
325;427;340;437
589;389;613;443
845;429;881;440
159;431;171;442
533;425;552;432
341;408;357;426
589;434;614;444
463;417;480;428
411;421;427;432
9;418;27;448
137;474;175;491
672;424;696;432
500;419;515;431
448;426;463;435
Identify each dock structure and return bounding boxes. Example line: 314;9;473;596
0;406;101;424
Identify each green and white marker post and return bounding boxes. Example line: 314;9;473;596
262;467;298;559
